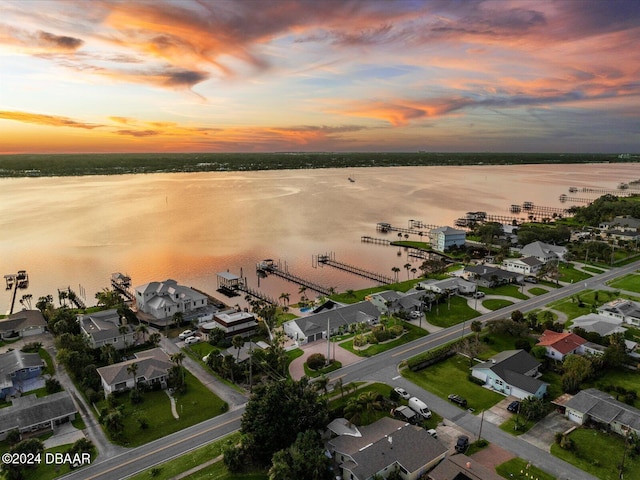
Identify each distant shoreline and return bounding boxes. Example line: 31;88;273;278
0;152;636;178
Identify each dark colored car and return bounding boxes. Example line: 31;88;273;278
507;400;520;413
448;394;468;407
455;435;469;453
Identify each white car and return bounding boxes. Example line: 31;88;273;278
179;330;193;340
394;387;410;400
409;311;422;319
184;335;200;345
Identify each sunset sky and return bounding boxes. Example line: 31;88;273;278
1;0;639;154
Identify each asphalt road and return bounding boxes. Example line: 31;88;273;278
60;259;640;480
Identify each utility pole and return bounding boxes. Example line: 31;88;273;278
478;409;485;442
327;317;331;365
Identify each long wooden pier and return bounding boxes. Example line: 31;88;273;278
559;195;593;204
313;252;395;284
361;236;391;246
256;260;332;296
216;271;277;305
376;223;425;236
580;187;635;196
111;272;135;302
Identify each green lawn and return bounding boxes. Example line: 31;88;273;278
4;443;98;480
528;287;549;296
558;263;592;283
584;369;640;409
607;272;640;293
184;462;268;480
96;371;227;447
482;299;514;311
496;458;556;480
581;265;608;274
340;322;428;357
424;296;480;328
331;279;422;304
402;354;503;414
551;428;640;480
477;332;534;361
39;348;55;375
479;284;528;300
499;415;536;436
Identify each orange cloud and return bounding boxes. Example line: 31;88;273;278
0;111;102;129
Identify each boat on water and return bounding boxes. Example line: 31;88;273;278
522;201;534;210
348;176;355;183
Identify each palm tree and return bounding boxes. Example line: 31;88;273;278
127;362;138;390
411;267;417;279
118;324;129;354
136;323;149;344
101;344;118;365
334;377;344;399
358;391;383;415
404;263;411;280
313;375;329;396
391;266;401;283
232;334;245;361
471;320;482;341
170;351;186;384
344;398;364;426
279;292;290;307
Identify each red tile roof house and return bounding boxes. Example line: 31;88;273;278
537;330;588;361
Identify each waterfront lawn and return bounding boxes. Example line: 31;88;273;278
402;354;503;414
425;296;480;328
331;279;421;304
551;427;640;480
558;263;592;283
496;458;556;480
340;322;427;357
98;371;226;447
482;299;514;311
607;272;640;293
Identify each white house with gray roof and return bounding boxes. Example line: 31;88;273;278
471;350;548;399
520;241;567;263
135;279;207;320
365;290;431;315
502;256;543;276
97;348;172;396
79;309;135;350
417;278;476;295
564;388;640;437
0;310;47;340
597;299;640;327
283;301;380;344
327;417;447;480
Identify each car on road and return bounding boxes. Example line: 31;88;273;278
394;387;410;400
448;394;468;407
507;400;520;413
184;335;200;345
472;291;485;299
179;330;194;340
455;435;469;453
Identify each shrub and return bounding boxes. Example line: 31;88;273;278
514;338;531;352
353;335;367;347
130;388;143;405
389;325;403;337
45;377;63;394
468;374;485;386
367;333;379;344
407;339;464;371
389;389;400;402
307;353;326;371
560;435;575;451
374;329;392;342
21;342;43;353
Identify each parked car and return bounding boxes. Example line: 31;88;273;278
455;435;469;453
472;291;485;299
426;428;438;439
409;311;422;319
524;276;538;283
507;400;520;413
448;394;468;407
185;335;200;345
408;397;432;419
394;387;410;400
179;330;194;340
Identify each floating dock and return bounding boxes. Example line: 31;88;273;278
313;252;395;284
256;259;332;296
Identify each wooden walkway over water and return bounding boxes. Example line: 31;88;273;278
256;260;332;296
216;271;277;305
313;252;395;284
111;272;135;302
361;236;391;246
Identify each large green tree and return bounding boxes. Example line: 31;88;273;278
236;377;329;467
268;430;331;480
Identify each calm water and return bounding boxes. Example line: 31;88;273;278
0;163;637;312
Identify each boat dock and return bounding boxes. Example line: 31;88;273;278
111;272;135;302
580;187;636;196
313;252;395;284
361;236;392;246
376;222;424;236
256;259;332;296
216;271;276;305
58;286;86;309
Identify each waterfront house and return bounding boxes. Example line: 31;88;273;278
520;241;567;263
0;350;45;400
428;454;503;480
563;388;640;437
327;417;447;480
135;279;207;320
0;391;77;441
97;348;172;396
283;301;380;344
502;256;543;276
365;290;429;315
471;350;547;399
599;216;640;233
79;309;135;350
429;226;466;252
463;264;522;287
0;310;47;340
536;330;588;361
597;299;640;327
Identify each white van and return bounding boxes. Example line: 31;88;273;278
408;397;432;419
